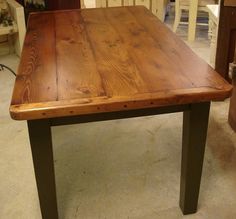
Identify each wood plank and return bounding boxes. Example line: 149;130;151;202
128;6;231;91
11;13;58;105
54;11;106;100
81;8;148;96
104;7;194;92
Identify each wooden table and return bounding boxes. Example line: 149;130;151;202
10;6;232;219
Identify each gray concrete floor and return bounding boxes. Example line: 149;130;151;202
1;8;236;219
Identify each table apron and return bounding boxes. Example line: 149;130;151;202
49;104;191;127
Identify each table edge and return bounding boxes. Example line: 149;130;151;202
10;86;232;120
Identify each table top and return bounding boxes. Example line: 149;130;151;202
10;6;232;120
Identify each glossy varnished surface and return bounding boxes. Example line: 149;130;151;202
10;6;232;120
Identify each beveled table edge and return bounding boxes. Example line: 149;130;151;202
10;87;232;120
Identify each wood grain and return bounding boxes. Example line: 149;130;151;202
11;13;58;105
10;6;232;120
82;9;148;96
54;11;105;99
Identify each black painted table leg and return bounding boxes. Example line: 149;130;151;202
28;119;58;219
180;102;210;215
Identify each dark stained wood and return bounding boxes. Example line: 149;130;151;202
224;0;236;6
57;0;80;9
10;7;232;120
50;104;190;126
28;119;58;219
215;0;236;80
228;43;236;131
46;0;81;10
180;102;210;214
215;1;236;131
229;78;236;131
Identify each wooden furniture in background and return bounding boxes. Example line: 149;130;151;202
7;0;25;56
0;0;25;56
215;0;236;80
0;0;18;55
173;0;217;41
229;45;236;131
17;0;84;21
224;0;236;6
95;0;169;21
46;0;83;10
225;0;236;132
10;6;232;218
215;0;236;131
206;4;219;67
16;0;83;9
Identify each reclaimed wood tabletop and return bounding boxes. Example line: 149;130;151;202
10;6;232;120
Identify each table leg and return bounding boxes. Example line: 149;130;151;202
180;102;210;214
188;0;198;42
28;119;58;219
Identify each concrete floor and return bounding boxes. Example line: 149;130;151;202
1;7;236;219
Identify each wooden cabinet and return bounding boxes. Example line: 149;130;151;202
215;0;236;81
216;0;236;131
46;0;81;10
229;46;236;131
15;0;81;10
15;0;81;21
